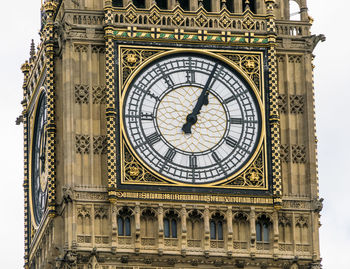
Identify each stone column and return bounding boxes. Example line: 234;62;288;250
158;205;164;254
181;205;187;253
226;207;233;255
134;204;141;252
249;207;256;253
273;210;279;255
204;206;210;255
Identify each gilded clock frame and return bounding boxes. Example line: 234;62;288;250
28;87;48;229
116;44;270;192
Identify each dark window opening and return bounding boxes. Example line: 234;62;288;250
156;0;167;9
164;211;178;238
225;0;234;12
179;0;190;11
203;0;212;12
242;0;256;13
133;0;145;8
112;0;123;7
256;215;271;242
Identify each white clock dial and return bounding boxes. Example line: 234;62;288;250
122;54;262;184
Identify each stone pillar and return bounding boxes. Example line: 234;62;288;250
204;206;210;255
181;205;187;253
226;207;233;255
134;204;141;252
249;207;256;253
300;0;308;21
273;210;279;255
158;205;164;254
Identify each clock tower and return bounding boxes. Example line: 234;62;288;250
21;0;324;268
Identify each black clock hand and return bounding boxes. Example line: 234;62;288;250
182;63;218;134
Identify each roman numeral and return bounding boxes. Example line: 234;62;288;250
226;136;238;148
147;132;161;145
212;152;220;163
224;95;236;104
189;156;197;168
164;148;176;161
146;90;159;100
230;118;243;124
186;71;195;84
163;75;174;87
140;112;154;121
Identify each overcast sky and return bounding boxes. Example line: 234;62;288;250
0;1;348;268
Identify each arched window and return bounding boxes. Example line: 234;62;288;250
133;0;145;8
210;212;225;240
112;0;123;7
256;215;271;243
203;0;212;12
156;0;167;9
289;0;301;20
117;207;132;236
187;210;203;240
225;0;234;13
164;210;178;238
233;213;249;249
242;0;256;13
179;0;190;11
141;209;157;238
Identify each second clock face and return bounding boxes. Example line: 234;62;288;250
122;53;262;184
31;93;48;225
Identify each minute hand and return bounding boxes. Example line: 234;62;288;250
182;63;218;134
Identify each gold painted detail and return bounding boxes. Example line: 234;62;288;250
112;5;267;32
111;28;269;46
219;53;261;90
222;147;265;187
116;191;274;205
121;48;166;87
124;143;166;184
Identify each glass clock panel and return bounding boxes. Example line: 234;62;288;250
31;93;48;225
122;54;262;184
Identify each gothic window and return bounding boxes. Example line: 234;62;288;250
256;215;271;243
279;215;292;245
233;213;249;249
225;0;234;12
179;0;190;11
164;211;178;238
210;212;225;240
133;0;145;8
295;216;309;245
94;207;109;244
117;207;132;236
289;0;301;20
112;0;123;7
141;209;157;238
187;211;202;239
156;0;167;9
203;0;212;12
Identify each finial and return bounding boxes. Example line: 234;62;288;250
30;39;36;62
221;0;227;9
245;0;250;11
198;0;203;8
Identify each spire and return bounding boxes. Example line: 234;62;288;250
30;39;36;62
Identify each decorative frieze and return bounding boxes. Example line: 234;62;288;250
75;84;89;104
291;144;306;163
280;144;290;163
75;135;91;154
290;95;305;114
278;94;287;114
92;86;106;104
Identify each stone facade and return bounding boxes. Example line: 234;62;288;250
21;0;324;268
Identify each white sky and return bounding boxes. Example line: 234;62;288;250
0;0;348;268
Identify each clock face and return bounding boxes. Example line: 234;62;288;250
31;93;48;225
122;53;262;184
